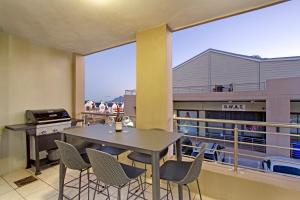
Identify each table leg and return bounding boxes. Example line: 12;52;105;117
176;139;183;200
152;152;160;200
58;133;66;200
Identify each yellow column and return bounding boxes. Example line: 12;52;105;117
136;25;173;131
73;54;85;118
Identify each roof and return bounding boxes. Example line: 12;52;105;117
0;0;285;55
173;48;300;71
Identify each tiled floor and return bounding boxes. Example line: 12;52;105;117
0;165;216;200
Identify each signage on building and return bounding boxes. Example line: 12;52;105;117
222;104;246;111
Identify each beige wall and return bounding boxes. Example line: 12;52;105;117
0;32;74;175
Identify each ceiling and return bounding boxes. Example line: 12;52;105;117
0;0;285;55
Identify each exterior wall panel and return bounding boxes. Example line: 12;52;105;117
210;52;259;88
173;53;209;87
260;60;300;82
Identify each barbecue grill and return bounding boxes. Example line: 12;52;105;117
24;109;72;174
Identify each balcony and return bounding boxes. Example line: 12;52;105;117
2;115;300;200
1;0;298;200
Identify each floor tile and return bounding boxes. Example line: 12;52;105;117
39;173;74;190
0;177;6;185
16;180;49;197
0;181;14;196
0;190;24;200
2;169;32;189
1;165;218;200
24;186;57;200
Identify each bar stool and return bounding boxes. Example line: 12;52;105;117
86;148;147;200
127;128;169;188
159;143;207;200
98;145;127;160
55;140;91;200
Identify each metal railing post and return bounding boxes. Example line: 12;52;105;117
174;118;178;133
234;124;239;173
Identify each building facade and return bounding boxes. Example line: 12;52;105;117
124;49;300;158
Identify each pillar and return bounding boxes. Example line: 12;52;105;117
266;96;290;156
73;54;85;118
136;25;173;131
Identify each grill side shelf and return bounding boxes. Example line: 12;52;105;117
5;124;36;132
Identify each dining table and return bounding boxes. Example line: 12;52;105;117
58;124;184;200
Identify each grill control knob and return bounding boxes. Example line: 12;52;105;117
41;131;47;135
53;128;58;133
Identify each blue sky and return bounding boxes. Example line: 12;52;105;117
85;0;300;101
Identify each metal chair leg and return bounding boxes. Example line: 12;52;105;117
78;170;82;200
144;164;147;189
167;182;173;200
106;185;111;200
166;182;169;200
126;180;131;200
117;188;121;200
139;176;146;200
186;185;192;200
87;169;90;200
93;180;98;200
196;179;202;200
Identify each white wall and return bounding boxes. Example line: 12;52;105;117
261;60;300;82
0;33;73;175
210;52;259;86
173;53;209;87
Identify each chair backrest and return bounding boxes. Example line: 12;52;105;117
55;140;90;170
178;143;207;185
86;148;130;187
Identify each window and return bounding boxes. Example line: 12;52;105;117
177;110;199;136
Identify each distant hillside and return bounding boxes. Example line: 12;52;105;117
110;96;124;103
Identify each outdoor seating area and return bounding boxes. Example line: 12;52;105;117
0;162;213;200
1;1;300;200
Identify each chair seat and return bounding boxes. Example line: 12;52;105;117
160;160;192;183
98;146;127;156
127;152;152;164
120;163;146;180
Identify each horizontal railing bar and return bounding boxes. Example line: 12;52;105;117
238;141;300;151
237;152;265;160
181;144;234;155
176;122;300;137
178;124;234;131
182;144;300;166
182;134;300;152
182;134;235;143
174;117;300;129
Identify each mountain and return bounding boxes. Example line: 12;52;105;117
110;96;124;103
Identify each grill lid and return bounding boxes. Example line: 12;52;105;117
26;108;71;124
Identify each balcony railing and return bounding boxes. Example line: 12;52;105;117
173;82;266;94
174;116;300;177
125;82;266;95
